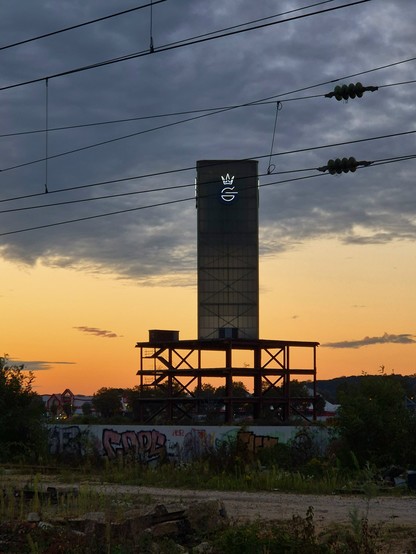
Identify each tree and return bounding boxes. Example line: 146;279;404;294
214;381;249;398
92;387;123;419
126;381;190;423
336;375;416;467
261;379;314;420
0;355;46;462
81;402;93;416
195;383;216;399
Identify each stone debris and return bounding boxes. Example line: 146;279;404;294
61;499;229;551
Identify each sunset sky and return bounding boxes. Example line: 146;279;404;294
1;0;415;395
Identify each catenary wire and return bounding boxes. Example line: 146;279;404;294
0;0;372;93
0;167;318;213
0;0;334;54
0;1;168;52
0;98;315;138
142;0;337;50
3;151;415;214
1;152;414;217
1;154;414;237
1;78;415;140
1;128;415;205
2;58;414;175
0;173;333;237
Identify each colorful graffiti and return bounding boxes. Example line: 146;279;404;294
175;428;215;462
102;428;167;463
48;425;86;457
47;424;328;465
237;430;278;453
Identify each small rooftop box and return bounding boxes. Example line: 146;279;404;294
148;329;179;343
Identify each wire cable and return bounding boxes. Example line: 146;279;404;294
0;167;319;214
146;0;337;50
0;0;372;93
1;128;415;205
44;79;49;194
0;173;330;236
1;77;415;140
1;154;415;237
267;102;282;174
0;1;167;52
149;0;155;53
2;59;413;175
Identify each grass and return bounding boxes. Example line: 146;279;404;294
1;464;415;554
0;475;151;523
0;480;387;554
84;458;406;498
2;457;409;499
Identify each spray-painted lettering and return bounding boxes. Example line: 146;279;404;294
48;425;85;457
237;430;278;452
102;428;167;463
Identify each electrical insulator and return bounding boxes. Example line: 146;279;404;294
325;82;377;101
318;157;374;175
327;157;358;174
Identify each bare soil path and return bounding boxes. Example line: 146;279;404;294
3;472;416;527
3;474;416;552
95;484;416;528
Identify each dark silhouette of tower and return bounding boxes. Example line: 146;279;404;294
135;159;319;424
196;159;259;340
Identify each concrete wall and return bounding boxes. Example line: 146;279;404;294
48;424;330;466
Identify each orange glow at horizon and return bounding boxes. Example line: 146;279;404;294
1;235;415;396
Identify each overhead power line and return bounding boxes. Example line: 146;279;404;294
0;167;319;214
1;154;415;238
0;1;168;52
0;0;372;93
0;173;330;237
1;128;415;205
4;151;415;215
0;130;416;207
0;0;334;54
2;58;414;176
3;77;415;140
146;0;338;50
0;98;307;138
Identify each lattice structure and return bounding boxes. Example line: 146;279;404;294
135;337;319;424
134;159;320;424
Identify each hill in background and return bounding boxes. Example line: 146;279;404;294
316;374;416;404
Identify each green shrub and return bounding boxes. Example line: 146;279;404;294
213;508;331;553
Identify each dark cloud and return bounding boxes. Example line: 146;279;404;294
323;333;416;349
74;326;120;339
9;359;76;371
0;0;415;281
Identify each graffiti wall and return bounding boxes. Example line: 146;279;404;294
47;424;329;465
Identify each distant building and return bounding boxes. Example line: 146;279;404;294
42;389;95;419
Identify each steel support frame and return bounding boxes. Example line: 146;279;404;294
135;339;318;424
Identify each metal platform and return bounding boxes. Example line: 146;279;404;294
135;337;319;424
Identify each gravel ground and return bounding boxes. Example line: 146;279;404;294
3;473;416;527
2;475;416;552
97;484;416;528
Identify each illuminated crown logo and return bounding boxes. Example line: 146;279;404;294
221;173;234;186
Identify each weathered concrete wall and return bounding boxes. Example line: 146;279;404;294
48;424;330;465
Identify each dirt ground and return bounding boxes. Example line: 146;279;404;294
3;475;416;552
98;484;416;526
3;474;416;526
93;484;416;552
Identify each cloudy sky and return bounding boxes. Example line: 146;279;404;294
1;0;415;394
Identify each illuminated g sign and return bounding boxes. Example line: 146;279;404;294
220;173;238;203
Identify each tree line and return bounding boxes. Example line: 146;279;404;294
1;355;416;469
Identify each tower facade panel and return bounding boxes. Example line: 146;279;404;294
196;159;259;340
